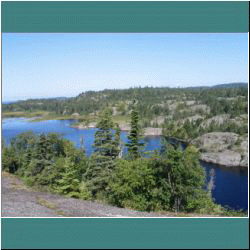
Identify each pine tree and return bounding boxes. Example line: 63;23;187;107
112;123;121;158
85;109;121;195
93;108;115;159
126;99;144;159
24;134;56;178
30;134;54;175
55;157;81;198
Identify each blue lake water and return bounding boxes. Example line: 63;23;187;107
2;118;248;211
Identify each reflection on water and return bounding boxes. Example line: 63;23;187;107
202;161;248;211
2;118;248;211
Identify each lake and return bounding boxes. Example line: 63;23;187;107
2;118;248;211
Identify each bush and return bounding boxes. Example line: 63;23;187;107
2;147;19;173
185;190;220;214
78;181;92;200
22;176;36;187
107;158;169;211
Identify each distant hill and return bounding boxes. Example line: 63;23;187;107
2;82;248;118
185;82;248;91
2;83;247;105
212;82;248;89
2;101;18;105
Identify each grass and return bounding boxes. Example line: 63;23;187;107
2;110;90;123
29;117;49;122
2;111;52;118
35;198;68;216
27;113;137;129
2;111;32;118
36;198;57;210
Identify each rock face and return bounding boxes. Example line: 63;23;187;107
193;132;239;152
239;138;248;167
200;151;242;167
193;132;248;167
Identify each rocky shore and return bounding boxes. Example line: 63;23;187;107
193;132;248;167
72;124;248;167
71;123;163;136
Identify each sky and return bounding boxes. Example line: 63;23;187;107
2;33;248;102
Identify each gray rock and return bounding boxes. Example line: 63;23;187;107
240;155;248;167
193;132;239;152
241;139;248;153
193;132;248;167
200;150;242;167
200;114;230;128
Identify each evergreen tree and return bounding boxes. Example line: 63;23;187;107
126;99;144;159
55;157;82;198
2;146;19;173
28;134;54;175
85;109;121;195
112;123;121;158
93;108;119;160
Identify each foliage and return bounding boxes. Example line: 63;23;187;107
54;158;82;198
126;99;144;159
151;142;213;212
2;146;19;173
107;158;168;211
85;109;121;196
162;115;248;142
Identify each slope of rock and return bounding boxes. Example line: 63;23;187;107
193;132;248;167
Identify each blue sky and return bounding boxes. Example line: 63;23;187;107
2;33;248;102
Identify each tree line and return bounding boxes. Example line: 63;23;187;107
2;84;248;121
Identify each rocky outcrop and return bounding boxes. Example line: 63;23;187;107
200;114;230;128
239;138;248;167
200;150;242;167
71;123;163;136
193;132;248;167
193;132;239;151
72;122;96;129
144;128;162;136
190;104;210;113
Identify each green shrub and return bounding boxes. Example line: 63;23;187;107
78;181;92;200
107;158;166;211
22;176;36;187
2;147;19;173
186;190;220;214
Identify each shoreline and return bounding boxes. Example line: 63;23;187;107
71;124;248;168
71;123;163;136
3;117;248;168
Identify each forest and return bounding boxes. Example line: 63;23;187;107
3;83;248;141
3;83;248;118
2;92;247;215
